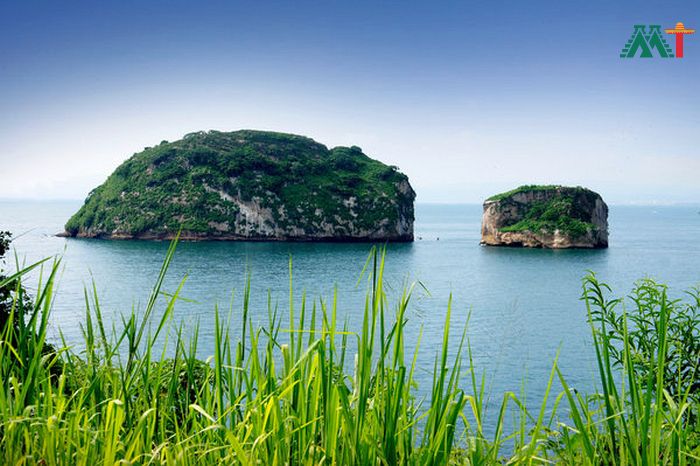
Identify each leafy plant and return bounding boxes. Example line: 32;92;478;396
0;231;36;337
553;274;700;464
587;277;700;418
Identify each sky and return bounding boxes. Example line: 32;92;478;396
1;0;698;204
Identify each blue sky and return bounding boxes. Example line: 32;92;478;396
1;0;698;203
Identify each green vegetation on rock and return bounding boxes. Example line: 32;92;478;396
64;130;415;241
486;184;564;202
499;197;595;238
490;185;601;238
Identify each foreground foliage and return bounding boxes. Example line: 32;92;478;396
0;239;698;464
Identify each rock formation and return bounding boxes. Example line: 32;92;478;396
480;185;608;249
61;130;415;241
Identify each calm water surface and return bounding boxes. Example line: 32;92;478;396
2;200;699;419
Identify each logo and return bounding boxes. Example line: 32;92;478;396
620;22;695;58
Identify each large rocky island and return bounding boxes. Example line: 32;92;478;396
62;130;415;241
480;185;608;249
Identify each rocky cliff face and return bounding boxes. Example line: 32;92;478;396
62;130;415;242
480;186;608;249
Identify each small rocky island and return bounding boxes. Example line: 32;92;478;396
62;130;416;241
480;185;608;249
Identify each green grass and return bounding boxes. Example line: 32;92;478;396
0;240;698;464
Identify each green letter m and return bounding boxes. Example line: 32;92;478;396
620;25;674;58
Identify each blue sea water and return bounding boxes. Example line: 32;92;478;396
1;200;699;424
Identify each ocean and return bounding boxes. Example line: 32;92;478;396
2;200;699;420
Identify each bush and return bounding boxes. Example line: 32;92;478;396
0;231;33;335
588;277;700;418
